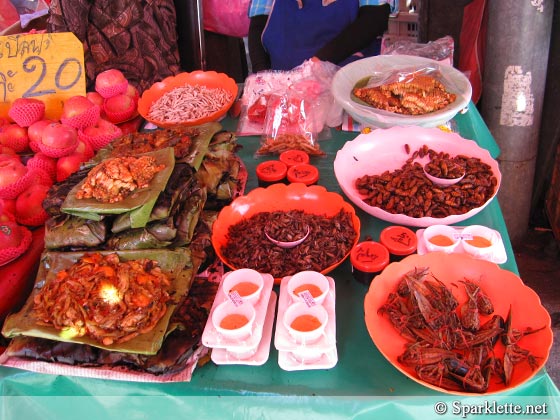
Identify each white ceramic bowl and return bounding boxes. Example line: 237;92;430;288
423;224;461;253
461;224;499;259
287;271;330;305
221;268;264;305
331;55;472;129
283;301;328;344
333;126;501;227
212;300;256;340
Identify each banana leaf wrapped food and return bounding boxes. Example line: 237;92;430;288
105;219;177;250
92;122;221;170
2;249;196;355
0;225;223;380
44;215;108;250
111;163;197;233
4;124;247;381
0;272;219;377
45;164;209;251
61;148;176;228
197;130;246;210
106;185;207;250
44;149;244;252
43;167;90;217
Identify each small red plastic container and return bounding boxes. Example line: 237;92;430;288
279;150;310;168
350;241;390;285
287;163;319;186
256;160;287;187
379;225;418;262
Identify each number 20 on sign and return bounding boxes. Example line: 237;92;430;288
0;32;86;121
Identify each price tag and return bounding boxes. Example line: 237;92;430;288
228;290;244;307
459;233;474;241
0;32;86;121
298;290;316;307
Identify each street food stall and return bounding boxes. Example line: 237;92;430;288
0;3;559;419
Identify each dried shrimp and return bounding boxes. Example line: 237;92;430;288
33;252;171;346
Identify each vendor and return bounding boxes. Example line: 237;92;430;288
248;0;391;72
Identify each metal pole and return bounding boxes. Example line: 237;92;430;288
480;0;554;244
195;0;207;70
174;0;206;71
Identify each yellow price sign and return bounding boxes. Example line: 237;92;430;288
0;32;86;121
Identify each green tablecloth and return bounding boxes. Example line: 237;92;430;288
1;105;559;420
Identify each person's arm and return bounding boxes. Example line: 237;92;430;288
314;3;390;64
248;14;271;72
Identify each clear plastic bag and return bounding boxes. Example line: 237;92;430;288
381;35;455;66
238;59;342;140
256;90;324;156
255;67;338;156
352;64;458;116
359;64;444;88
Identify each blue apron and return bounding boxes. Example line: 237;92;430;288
262;0;379;70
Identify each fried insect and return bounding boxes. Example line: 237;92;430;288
355;145;497;219
109;126;199;158
378;268;545;392
353;74;456;115
221;209;356;278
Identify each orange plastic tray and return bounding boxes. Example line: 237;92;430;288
137;71;238;128
364;252;553;395
211;183;361;283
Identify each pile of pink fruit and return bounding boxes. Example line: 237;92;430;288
0;69;141;265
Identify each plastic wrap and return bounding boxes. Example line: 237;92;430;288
256;78;332;156
351;64;458;116
238;60;342;145
331;55;472;129
381;35;455;66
